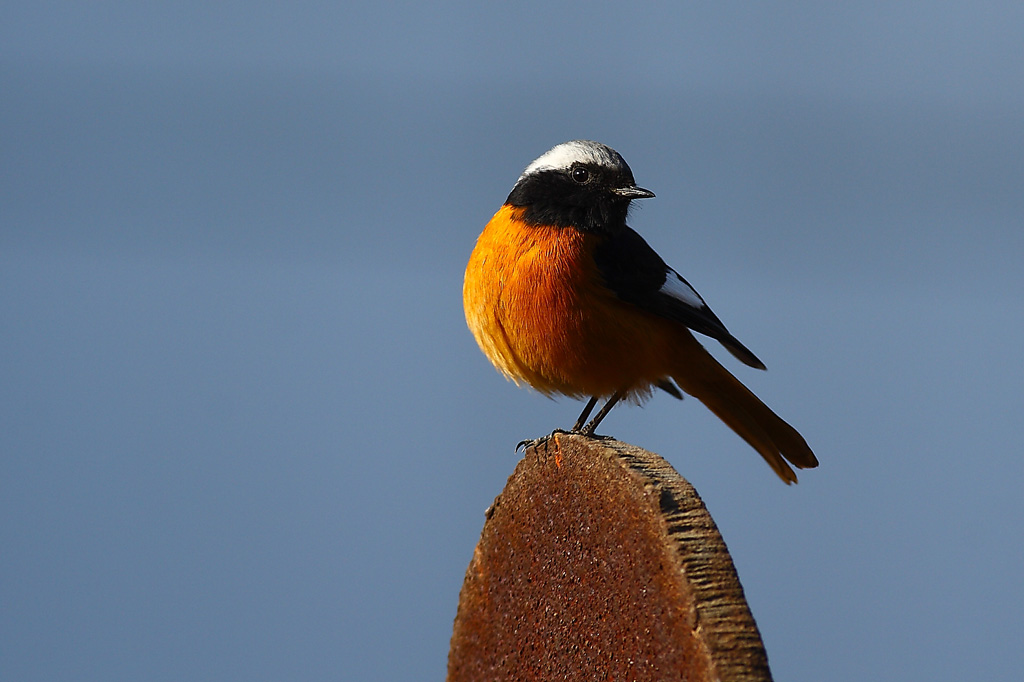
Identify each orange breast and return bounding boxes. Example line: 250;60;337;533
463;205;678;399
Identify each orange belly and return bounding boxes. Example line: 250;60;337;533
464;205;679;399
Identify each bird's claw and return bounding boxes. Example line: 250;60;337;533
517;428;573;451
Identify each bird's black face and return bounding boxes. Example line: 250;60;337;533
505;141;654;234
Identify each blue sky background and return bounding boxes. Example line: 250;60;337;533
2;2;1022;680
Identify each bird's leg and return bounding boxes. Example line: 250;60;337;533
570;396;600;432
519;397;599;451
579;390;625;436
520;393;620;451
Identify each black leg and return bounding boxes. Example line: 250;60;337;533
570;396;599;432
580;390;625;436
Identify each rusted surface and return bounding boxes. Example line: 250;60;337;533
447;433;772;682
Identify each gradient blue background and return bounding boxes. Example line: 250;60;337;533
3;2;1022;680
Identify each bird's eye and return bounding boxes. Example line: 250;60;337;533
570;166;590;184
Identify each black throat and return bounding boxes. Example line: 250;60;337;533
506;171;632;234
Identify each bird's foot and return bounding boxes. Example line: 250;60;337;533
517;427;616;451
516;428;571;451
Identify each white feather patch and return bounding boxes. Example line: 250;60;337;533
661;269;706;309
520;140;624;180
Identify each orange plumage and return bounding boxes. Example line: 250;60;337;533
465;205;679;400
463;141;817;483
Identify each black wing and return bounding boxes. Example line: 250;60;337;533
592;227;766;370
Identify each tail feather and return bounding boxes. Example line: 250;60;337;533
673;349;818;484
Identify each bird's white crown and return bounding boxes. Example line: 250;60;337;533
519;140;628;182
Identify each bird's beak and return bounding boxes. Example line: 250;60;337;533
612;185;656;199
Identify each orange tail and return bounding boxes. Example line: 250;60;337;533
672;344;818;484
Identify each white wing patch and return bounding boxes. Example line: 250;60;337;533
660;269;706;309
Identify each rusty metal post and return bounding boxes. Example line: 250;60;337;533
448;433;773;682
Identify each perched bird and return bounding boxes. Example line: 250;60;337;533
463;140;818;483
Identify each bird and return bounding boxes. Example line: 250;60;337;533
463;140;818;483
